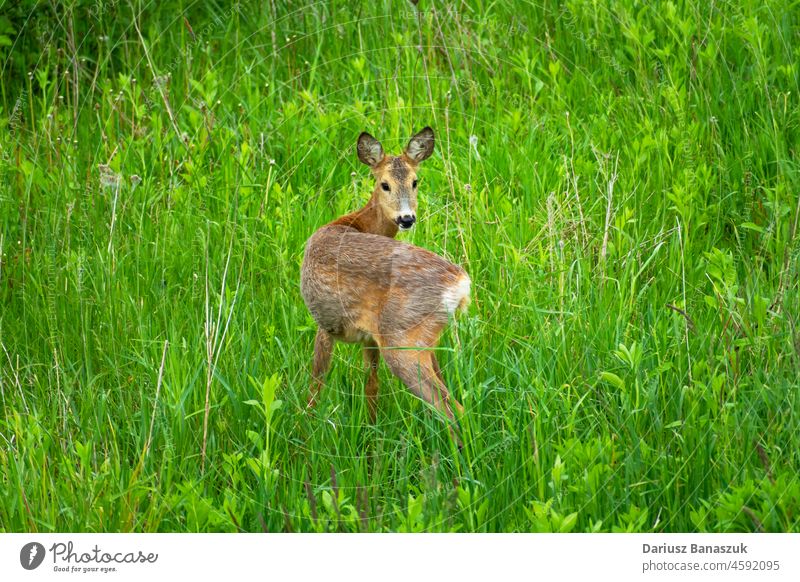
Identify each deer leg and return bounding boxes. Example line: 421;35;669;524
308;328;334;408
431;352;445;385
363;340;380;422
380;348;459;422
431;353;464;416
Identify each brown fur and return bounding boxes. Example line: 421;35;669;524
300;127;469;434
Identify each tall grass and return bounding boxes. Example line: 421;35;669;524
0;0;798;532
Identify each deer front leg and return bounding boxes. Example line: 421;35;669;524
363;341;380;422
308;328;334;408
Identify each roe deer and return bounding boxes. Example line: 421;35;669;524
300;127;470;432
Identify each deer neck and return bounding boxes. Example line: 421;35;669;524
332;191;398;238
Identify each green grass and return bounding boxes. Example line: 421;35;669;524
0;0;798;532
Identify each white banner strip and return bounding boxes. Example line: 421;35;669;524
1;533;798;581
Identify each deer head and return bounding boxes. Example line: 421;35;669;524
356;127;435;230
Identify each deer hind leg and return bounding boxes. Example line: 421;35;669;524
431;353;464;416
308;328;334;408
363;340;380;422
380;346;459;423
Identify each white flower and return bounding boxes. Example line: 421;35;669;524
469;135;481;161
97;164;121;189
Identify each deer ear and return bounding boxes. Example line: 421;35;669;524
405;126;435;163
357;132;385;167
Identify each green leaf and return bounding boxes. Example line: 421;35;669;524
740;222;764;233
560;512;578;533
599;371;625;390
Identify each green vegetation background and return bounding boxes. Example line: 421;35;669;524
0;0;798;532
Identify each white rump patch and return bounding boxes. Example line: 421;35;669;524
441;275;471;315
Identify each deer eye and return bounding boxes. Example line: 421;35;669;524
381;182;390;192
412;179;418;189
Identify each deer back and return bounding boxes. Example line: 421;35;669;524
301;224;469;343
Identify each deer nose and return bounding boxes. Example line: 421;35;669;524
397;215;416;229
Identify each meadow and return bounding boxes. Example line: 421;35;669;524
0;0;798;532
